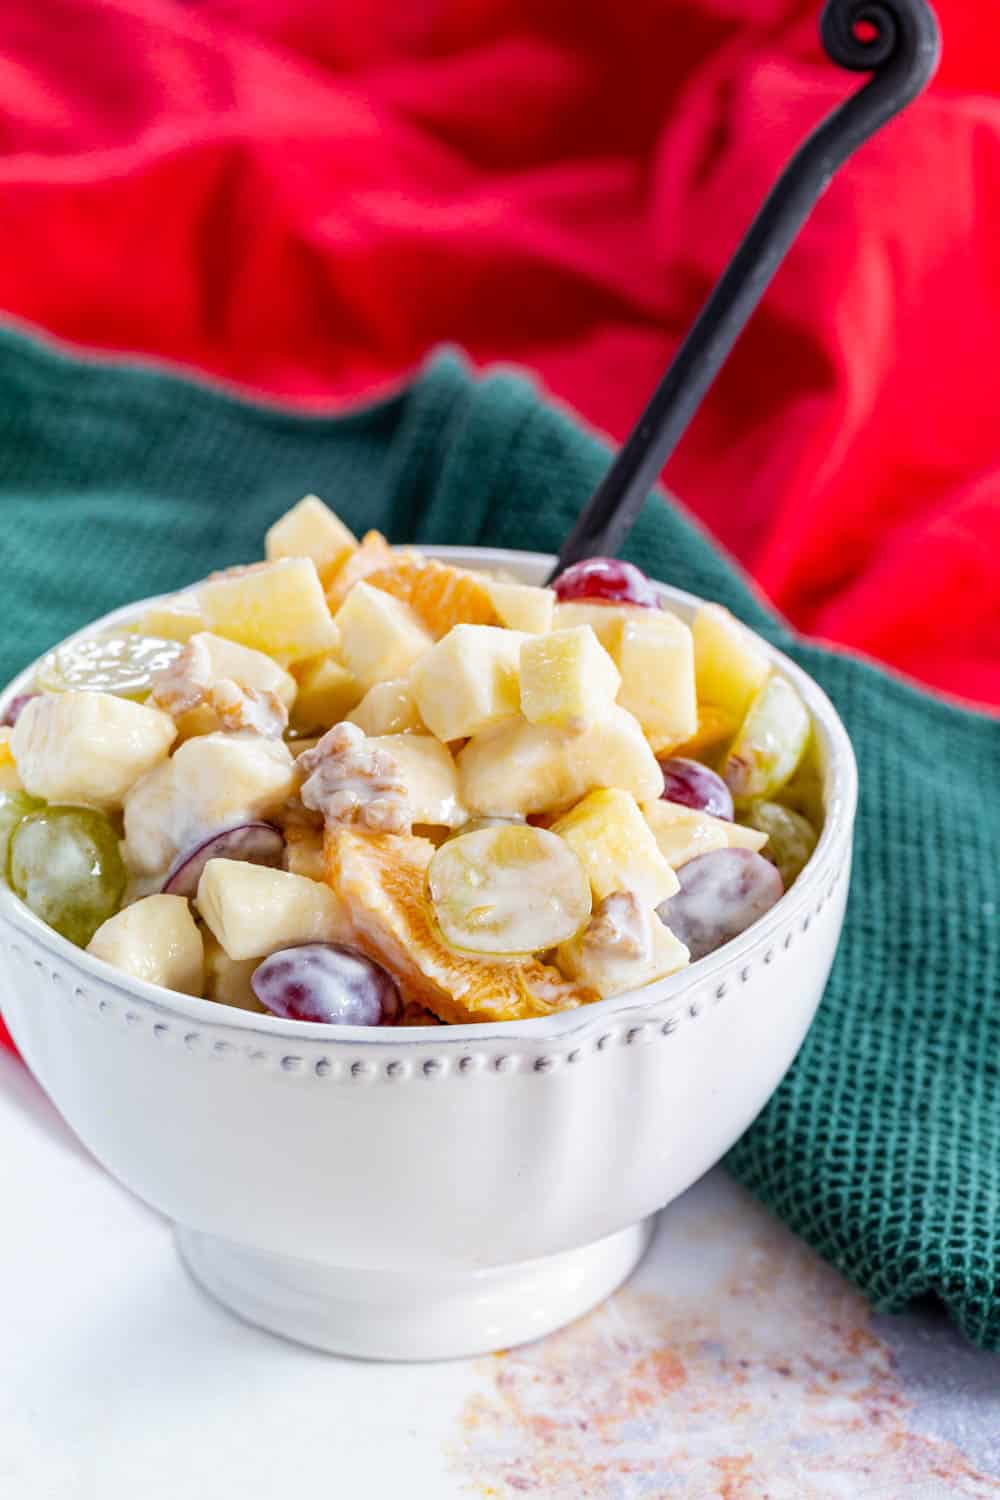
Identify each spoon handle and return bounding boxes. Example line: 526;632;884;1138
549;0;940;580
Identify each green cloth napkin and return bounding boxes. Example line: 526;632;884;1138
1;324;998;1350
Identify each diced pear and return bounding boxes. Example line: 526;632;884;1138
139;594;205;643
723;675;811;805
519;627;620;730
289;655;362;733
616;610;697;748
196;860;345;961
347;679;424;736
369;735;466;828
409;625;526;741
485;579;555;634
202;930;265;1012
334;581;433;694
87;895;204;996
198;558;338;664
691;603;770;720
265;495;357;576
458;703;664;817
123;733;295;876
556;893;689;998
13;691;176;811
552;788;678;906
643;799;767;868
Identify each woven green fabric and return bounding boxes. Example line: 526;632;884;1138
1;324;998;1349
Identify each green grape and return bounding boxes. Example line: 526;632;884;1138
8;806;126;947
35;634;183;700
741;800;818;888
723;675;811;806
0;789;45;871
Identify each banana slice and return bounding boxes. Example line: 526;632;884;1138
429;824;591;954
324;828;596;1023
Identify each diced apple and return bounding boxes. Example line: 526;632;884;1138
458;703;664;816
334;581;433;694
616;610;697;749
202;930;266;1011
196;859;345;961
519;627;620;730
265;495;357;577
691;603;770;720
723;674;811;805
195;632;297;707
552;788;678;906
347;679;424;736
369;735;466;829
643;799;767;868
485;579;555;634
123;733;296;876
290;656;362;733
139;594;205;643
13;691;176;811
198;557;338;664
410;625;526;741
552;600;634;652
87;895;204;996
556;892;689;999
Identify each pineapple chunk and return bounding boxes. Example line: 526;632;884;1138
265;495;357;576
668;703;737;760
290;656;362;733
202;930;265;1011
13;691;176;811
334;581;433;694
139;593;205;643
196;860;345;961
283;825;326;882
0;728;21;792
691;603;770;720
347;679;424;736
485;579;555;634
519;627;620;730
643;799;767;868
123;733;296;876
556;892;689;999
458;703;664;816
552;788;678;906
87;895;204;996
409;625;526;741
616;610;697;748
198;558;338;664
369;735;466;828
723;675;811;806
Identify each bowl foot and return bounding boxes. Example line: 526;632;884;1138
175;1217;655;1361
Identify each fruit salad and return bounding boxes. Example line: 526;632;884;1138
0;496;821;1026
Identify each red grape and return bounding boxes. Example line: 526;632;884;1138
2;693;37;728
659;757;734;821
252;943;400;1026
551;557;660;609
163;823;284;897
657;848;782;961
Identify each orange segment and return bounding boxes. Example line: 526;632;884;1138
323;531;412;610
324;827;595;1023
365;556;500;637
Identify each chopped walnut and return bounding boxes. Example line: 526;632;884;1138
298;722;412;835
149;638;288;739
149;635;214;717
580;891;649;961
207;680;288;739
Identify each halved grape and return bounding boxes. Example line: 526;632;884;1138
35;634;184;699
657;848;782;961
659;756;734;820
163;823;285;898
723;675;810;806
551;557;660;609
742;801;817;888
252;943;400;1025
8;806;126;947
430;823;591;954
1;693;37;728
0;789;45;869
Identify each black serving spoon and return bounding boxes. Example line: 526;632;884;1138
548;0;940;580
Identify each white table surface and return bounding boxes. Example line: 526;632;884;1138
1;1046;997;1499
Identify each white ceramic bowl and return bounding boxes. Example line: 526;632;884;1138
0;548;856;1360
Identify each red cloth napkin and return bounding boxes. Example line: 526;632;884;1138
0;0;996;709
